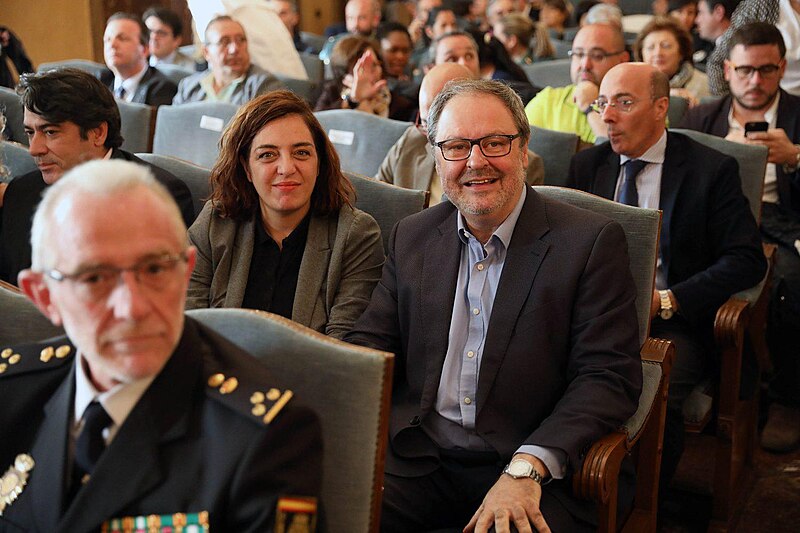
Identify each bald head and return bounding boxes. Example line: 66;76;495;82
598;62;669;158
420;63;476;116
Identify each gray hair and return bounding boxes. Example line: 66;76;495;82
585;4;623;29
30;160;188;270
426;78;531;147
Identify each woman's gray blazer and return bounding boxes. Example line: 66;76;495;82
186;201;385;339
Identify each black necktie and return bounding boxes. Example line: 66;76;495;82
73;400;112;484
619;159;648;207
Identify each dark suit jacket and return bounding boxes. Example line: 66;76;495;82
0;149;194;284
345;187;642;516
567;131;767;329
100;66;177;107
679;89;800;214
0;317;322;533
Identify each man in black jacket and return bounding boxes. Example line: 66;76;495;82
680;22;800;452
0;68;193;285
568;62;767;481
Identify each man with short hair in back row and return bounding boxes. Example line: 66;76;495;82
99;12;178;107
681;22;800;452
173;15;283;106
525;23;629;147
0;68;194;286
143;6;198;71
569;62;767;485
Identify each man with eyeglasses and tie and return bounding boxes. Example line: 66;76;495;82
173;15;283;105
568;62;766;487
681;22;800;453
347;78;643;532
0;160;322;532
524;23;629;147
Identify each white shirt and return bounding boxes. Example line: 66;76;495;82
727;92;780;204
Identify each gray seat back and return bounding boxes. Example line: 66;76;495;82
154;63;195;85
117;100;154;153
667;95;689;127
153;102;240;168
136;153;211;217
0;282;64;344
1;140;36;180
315;109;411;177
529;126;580;186
0;86;26;145
37;59;108;79
300;32;327;54
346;172;428;253
671;128;767;222
275;75;321;105
300;52;324;83
185;308;393;533
521;59;571;88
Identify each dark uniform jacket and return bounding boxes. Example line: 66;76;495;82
0;149;195;285
0;317;322;532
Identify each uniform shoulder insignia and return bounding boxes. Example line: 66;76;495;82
0;338;74;378
206;370;294;426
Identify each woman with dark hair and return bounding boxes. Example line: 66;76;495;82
635;16;711;105
314;34;415;120
467;29;540;102
187;90;385;339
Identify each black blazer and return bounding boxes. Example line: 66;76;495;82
0;149;195;284
679;89;800;214
567;131;767;328
0;317;322;532
346;187;642;519
100;66;177;107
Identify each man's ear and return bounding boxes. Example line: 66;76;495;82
18;270;64;326
89;121;109;148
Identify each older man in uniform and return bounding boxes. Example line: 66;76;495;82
0;160;322;532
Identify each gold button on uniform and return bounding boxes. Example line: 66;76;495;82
8;354;20;365
477;263;484;271
266;388;281;401
467;351;475;358
40;346;54;362
207;373;225;387
0;363;7;374
219;377;239;394
472;308;480;315
55;345;71;359
464;397;472;405
250;391;265;404
1;348;11;359
251;404;266;416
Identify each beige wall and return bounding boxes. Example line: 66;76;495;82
4;0;97;67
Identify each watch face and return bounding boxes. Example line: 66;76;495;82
507;461;532;477
660;308;674;320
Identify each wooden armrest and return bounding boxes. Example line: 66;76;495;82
573;431;627;503
0;279;21;293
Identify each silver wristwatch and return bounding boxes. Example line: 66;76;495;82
503;459;543;484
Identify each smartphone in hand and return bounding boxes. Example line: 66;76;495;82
744;121;769;137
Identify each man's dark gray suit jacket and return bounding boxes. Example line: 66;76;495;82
99;66;177;107
567;131;767;329
346;186;642;516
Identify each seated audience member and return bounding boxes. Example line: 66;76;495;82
568;62;766;485
486;0;518;29
100;12;177;106
315;35;416;120
470;29;541;100
495;12;556;64
0;26;33;88
0;159;322;531
540;0;572;40
680;22;800;451
173;15;283;105
525;23;629;145
266;0;312;53
464;0;491;32
143;6;197;70
411;6;461;73
407;0;445;48
376;62;544;203
585;3;623;29
635;16;711;106
694;0;737;75
0;69;194;285
320;0;382;62
346;78;642;532
667;0;714;69
574;0;602;27
378;22;415;80
187;91;385;340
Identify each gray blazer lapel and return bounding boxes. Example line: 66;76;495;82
419;209;461;411
477;188;551;411
222;217;255;307
26;367;74;532
293;215;332;327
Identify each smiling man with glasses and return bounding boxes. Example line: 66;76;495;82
0;159;322;531
347;78;642;532
681;22;800;453
569;61;766;488
525;23;629;146
173;15;283;105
